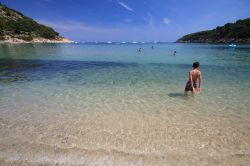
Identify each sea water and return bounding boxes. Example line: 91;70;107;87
0;43;250;165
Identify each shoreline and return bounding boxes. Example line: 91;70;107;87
176;39;250;44
0;37;75;44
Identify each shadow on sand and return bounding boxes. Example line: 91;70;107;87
168;93;186;99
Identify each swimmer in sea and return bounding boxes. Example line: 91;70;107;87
185;62;202;95
173;51;177;56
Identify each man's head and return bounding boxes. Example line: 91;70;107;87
193;62;200;69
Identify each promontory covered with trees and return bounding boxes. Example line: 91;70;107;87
177;18;250;44
0;3;71;43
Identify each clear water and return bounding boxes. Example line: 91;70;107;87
0;43;250;165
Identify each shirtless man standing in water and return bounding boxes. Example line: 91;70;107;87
185;62;202;94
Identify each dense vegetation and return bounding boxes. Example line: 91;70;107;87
0;2;60;41
177;18;250;43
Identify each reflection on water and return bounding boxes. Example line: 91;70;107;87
0;43;250;165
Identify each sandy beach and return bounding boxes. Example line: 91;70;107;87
0;107;250;165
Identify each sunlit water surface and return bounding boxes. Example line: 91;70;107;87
0;43;250;165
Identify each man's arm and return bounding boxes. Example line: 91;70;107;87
189;72;196;93
198;72;202;93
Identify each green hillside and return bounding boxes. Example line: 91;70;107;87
177;18;250;43
0;2;61;41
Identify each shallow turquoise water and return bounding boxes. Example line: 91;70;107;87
0;43;250;165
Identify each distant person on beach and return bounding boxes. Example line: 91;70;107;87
185;62;202;94
138;48;142;52
151;46;154;49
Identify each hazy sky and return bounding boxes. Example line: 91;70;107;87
2;0;250;42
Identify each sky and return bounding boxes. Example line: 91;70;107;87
2;0;250;42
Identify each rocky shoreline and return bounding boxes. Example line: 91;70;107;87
0;37;74;44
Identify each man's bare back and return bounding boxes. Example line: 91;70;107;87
189;69;201;83
185;62;202;94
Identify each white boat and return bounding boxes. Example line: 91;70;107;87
229;44;237;47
